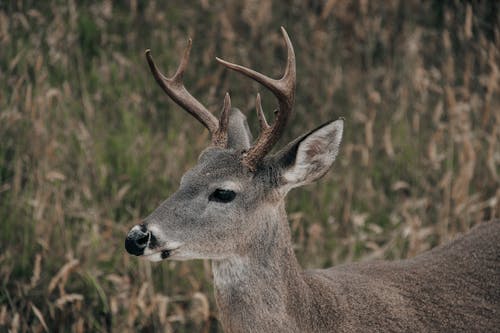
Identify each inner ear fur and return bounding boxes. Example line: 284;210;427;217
273;119;343;190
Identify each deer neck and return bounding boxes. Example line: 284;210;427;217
212;202;308;332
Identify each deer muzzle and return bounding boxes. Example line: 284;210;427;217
125;224;150;256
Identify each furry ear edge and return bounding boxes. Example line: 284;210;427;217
277;119;343;192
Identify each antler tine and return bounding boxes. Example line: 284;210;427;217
212;93;232;146
145;40;219;135
255;93;270;131
216;27;296;169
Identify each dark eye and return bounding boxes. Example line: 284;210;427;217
209;189;236;203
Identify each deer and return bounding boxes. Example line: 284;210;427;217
125;27;500;332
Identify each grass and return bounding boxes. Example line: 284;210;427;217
1;1;499;332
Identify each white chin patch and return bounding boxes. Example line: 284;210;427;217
142;247;164;262
143;252;163;262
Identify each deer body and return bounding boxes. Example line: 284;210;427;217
125;28;500;332
213;215;500;332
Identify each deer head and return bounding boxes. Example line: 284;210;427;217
125;27;343;262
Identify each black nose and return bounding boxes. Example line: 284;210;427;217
125;225;150;256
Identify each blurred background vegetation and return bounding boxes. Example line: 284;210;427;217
1;0;499;332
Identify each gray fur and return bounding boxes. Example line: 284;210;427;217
227;108;253;150
128;118;500;332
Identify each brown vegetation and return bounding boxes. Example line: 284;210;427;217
0;1;499;332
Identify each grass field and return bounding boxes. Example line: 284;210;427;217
1;1;499;332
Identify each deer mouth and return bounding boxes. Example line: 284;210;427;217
161;249;171;259
142;246;180;262
125;223;184;260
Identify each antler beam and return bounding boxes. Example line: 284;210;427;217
216;26;296;170
146;40;230;146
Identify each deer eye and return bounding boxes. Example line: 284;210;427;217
209;189;236;203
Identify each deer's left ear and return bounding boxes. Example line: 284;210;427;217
227;109;253;150
274;119;343;193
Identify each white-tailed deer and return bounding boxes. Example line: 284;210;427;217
125;28;500;332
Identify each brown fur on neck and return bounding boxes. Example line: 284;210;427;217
212;220;500;333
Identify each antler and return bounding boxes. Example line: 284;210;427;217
216;26;296;170
212;93;232;146
145;40;230;147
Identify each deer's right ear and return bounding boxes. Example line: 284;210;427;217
274;119;343;193
227;109;253;150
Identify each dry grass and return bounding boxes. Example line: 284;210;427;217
1;1;499;332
